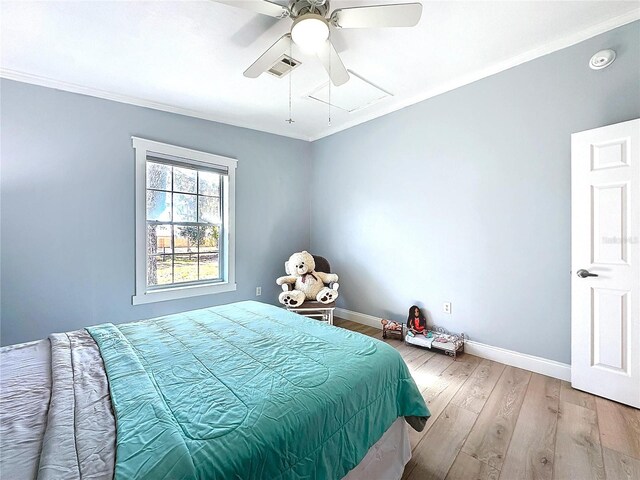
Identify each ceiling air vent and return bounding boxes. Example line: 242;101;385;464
267;55;301;78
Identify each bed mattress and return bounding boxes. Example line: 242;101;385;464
0;301;429;479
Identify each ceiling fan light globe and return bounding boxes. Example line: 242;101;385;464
291;15;329;54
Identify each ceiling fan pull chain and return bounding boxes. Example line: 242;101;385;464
286;40;294;125
328;46;332;126
289;41;292;120
328;81;331;126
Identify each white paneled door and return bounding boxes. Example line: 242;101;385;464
571;118;640;408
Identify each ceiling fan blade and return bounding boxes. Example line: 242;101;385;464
244;34;292;78
214;0;289;19
330;3;422;29
317;40;350;87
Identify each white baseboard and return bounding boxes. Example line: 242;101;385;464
334;308;383;330
335;307;571;382
464;340;571;382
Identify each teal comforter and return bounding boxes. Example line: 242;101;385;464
88;301;429;479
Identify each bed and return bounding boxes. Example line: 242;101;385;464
0;301;429;479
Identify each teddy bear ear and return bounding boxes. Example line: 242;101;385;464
302;250;308;254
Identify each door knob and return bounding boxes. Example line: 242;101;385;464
577;269;599;278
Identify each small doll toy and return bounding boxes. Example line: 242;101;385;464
407;305;427;335
381;319;402;331
381;318;403;339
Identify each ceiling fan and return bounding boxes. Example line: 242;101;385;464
215;0;423;86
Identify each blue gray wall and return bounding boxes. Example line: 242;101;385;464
310;21;640;364
2;22;639;360
1;80;312;345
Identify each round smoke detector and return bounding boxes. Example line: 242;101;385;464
589;49;616;70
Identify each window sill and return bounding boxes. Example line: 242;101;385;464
132;282;237;305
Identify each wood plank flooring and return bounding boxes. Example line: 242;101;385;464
334;318;639;480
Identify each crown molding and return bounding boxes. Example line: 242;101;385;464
0;69;312;142
1;10;637;143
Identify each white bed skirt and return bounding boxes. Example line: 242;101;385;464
343;418;411;480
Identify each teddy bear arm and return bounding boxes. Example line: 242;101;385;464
315;272;339;284
276;275;298;286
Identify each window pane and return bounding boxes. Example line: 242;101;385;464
199;172;220;196
146;190;172;221
198;196;220;223
147;224;172;256
174;255;198;283
199;253;219;280
198;226;219;252
147;162;171;190
174;166;197;193
174;193;197;222
148;254;172;286
174;226;198;255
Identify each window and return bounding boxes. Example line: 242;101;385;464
132;137;236;305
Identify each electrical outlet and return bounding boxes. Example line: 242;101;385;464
443;302;452;314
256;287;262;296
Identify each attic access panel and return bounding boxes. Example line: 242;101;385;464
306;71;392;113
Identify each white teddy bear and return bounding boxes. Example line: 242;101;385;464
276;251;339;308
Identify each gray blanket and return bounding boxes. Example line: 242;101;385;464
0;331;116;480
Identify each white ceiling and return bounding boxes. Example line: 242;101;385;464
1;1;638;141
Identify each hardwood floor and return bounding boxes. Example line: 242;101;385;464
334;318;639;480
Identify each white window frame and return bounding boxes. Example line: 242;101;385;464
132;137;237;305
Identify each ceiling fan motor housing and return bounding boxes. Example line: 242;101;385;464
289;0;330;18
